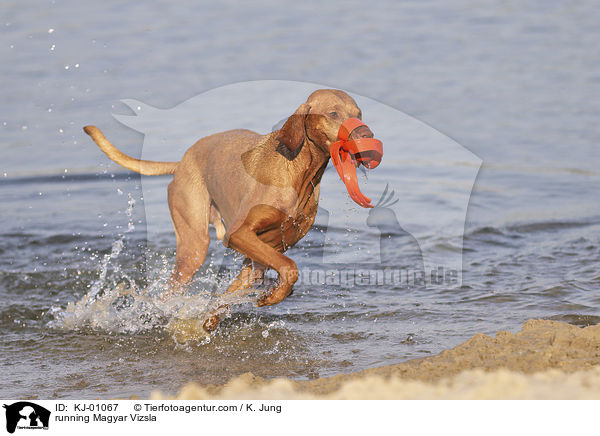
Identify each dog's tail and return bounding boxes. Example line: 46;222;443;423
83;126;178;176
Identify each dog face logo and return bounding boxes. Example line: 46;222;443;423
3;402;50;433
112;80;481;288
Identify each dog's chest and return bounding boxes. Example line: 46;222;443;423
281;178;321;249
257;184;320;252
280;201;318;250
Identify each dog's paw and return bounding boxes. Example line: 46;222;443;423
202;315;221;333
256;287;292;307
167;318;210;342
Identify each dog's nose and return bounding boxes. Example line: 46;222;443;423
349;125;374;140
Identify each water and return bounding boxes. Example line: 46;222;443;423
1;0;600;399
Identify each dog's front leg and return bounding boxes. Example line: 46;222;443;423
227;225;298;306
202;205;299;332
225;205;299;306
202;258;265;332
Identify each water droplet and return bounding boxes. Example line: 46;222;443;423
75;63;79;68
50;44;55;51
64;65;69;70
48;28;54;33
59;128;63;133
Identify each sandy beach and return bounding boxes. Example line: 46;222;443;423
152;319;600;399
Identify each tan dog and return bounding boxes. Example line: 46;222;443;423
84;89;377;332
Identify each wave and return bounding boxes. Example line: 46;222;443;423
466;217;599;239
0;171;167;186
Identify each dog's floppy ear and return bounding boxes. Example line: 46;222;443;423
276;103;310;159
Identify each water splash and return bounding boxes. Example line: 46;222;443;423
49;194;260;342
85;193;136;303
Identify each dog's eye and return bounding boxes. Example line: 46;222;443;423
328;111;338;118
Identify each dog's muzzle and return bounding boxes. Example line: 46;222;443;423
330;118;383;208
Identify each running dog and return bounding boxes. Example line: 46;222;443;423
84;89;383;331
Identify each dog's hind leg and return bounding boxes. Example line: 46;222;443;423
167;180;211;293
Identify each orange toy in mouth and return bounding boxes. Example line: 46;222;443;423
330;118;383;208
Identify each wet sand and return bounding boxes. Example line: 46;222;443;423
151;319;600;399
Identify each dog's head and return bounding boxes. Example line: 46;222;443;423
276;89;383;207
276;89;370;154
